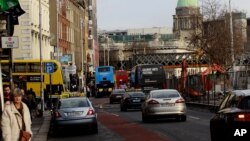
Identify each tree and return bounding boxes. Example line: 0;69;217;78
187;0;246;69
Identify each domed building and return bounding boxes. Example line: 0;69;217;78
173;0;202;41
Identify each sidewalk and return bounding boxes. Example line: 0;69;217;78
31;110;51;141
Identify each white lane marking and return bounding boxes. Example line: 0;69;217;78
111;113;120;117
188;116;200;120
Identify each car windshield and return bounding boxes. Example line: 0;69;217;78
151;91;179;98
60;99;89;109
113;89;125;94
129;92;144;97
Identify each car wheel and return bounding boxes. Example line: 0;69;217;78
110;100;113;104
142;114;150;123
92;124;98;134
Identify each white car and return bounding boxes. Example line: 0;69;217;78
141;89;187;122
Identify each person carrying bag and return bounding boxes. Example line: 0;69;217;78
1;88;32;141
15;114;31;141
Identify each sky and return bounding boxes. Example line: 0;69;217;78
96;0;250;31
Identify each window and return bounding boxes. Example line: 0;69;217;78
14;63;27;73
98;67;110;72
28;63;40;72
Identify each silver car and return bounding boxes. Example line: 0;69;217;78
141;89;187;122
51;97;98;134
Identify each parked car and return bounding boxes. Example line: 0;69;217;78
141;89;187;122
50;97;98;134
120;91;145;111
210;89;250;141
109;89;126;104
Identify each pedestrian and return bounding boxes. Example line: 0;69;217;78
87;86;90;98
1;88;32;141
3;85;11;105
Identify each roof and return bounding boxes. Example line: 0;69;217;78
177;0;198;8
233;89;250;96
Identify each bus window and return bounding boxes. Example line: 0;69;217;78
98;67;110;72
14;63;27;73
28;63;40;72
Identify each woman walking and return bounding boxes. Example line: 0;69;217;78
1;88;32;141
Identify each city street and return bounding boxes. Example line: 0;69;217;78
48;97;215;141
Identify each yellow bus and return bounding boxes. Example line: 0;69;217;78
1;59;70;98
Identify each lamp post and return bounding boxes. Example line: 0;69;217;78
56;0;60;61
229;0;236;88
80;18;84;88
107;37;110;66
39;0;44;112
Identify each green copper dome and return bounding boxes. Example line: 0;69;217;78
177;0;198;7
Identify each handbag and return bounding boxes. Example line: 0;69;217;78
19;130;31;141
15;114;31;141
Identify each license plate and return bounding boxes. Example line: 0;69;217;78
161;103;175;107
116;96;122;98
133;99;140;102
67;111;83;117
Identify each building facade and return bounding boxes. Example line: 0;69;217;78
13;0;53;60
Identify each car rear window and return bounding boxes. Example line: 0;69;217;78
113;89;125;94
238;97;250;110
60;99;89;108
151;91;180;98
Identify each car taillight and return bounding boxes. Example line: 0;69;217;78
87;108;95;115
54;111;61;118
234;113;250;122
148;100;159;105
176;98;185;103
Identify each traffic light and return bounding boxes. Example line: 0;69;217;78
0;0;25;15
0;0;25;36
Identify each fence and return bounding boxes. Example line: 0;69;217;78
167;71;250;106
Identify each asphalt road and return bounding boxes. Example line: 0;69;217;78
48;97;215;141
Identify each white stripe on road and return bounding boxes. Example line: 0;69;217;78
188;116;200;120
111;113;120;117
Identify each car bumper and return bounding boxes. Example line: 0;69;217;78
124;103;143;109
52;117;97;128
143;106;186;117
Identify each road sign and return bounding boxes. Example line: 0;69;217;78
45;62;54;74
1;36;19;48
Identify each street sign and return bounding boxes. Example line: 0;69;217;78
45;62;54;74
1;36;19;48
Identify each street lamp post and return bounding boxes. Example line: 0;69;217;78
39;0;44;113
107;37;110;66
80;18;84;88
229;0;236;88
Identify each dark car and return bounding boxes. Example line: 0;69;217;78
109;89;126;104
210;90;250;141
120;91;145;111
50;97;98;134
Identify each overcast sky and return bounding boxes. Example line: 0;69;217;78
96;0;250;31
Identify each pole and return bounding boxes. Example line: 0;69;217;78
6;14;14;91
229;0;235;89
80;18;84;88
56;0;60;61
107;37;109;66
39;0;44;113
104;38;106;66
0;63;4;111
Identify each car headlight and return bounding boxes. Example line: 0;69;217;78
108;88;113;92
98;89;103;92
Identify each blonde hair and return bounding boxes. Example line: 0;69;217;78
13;88;23;96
